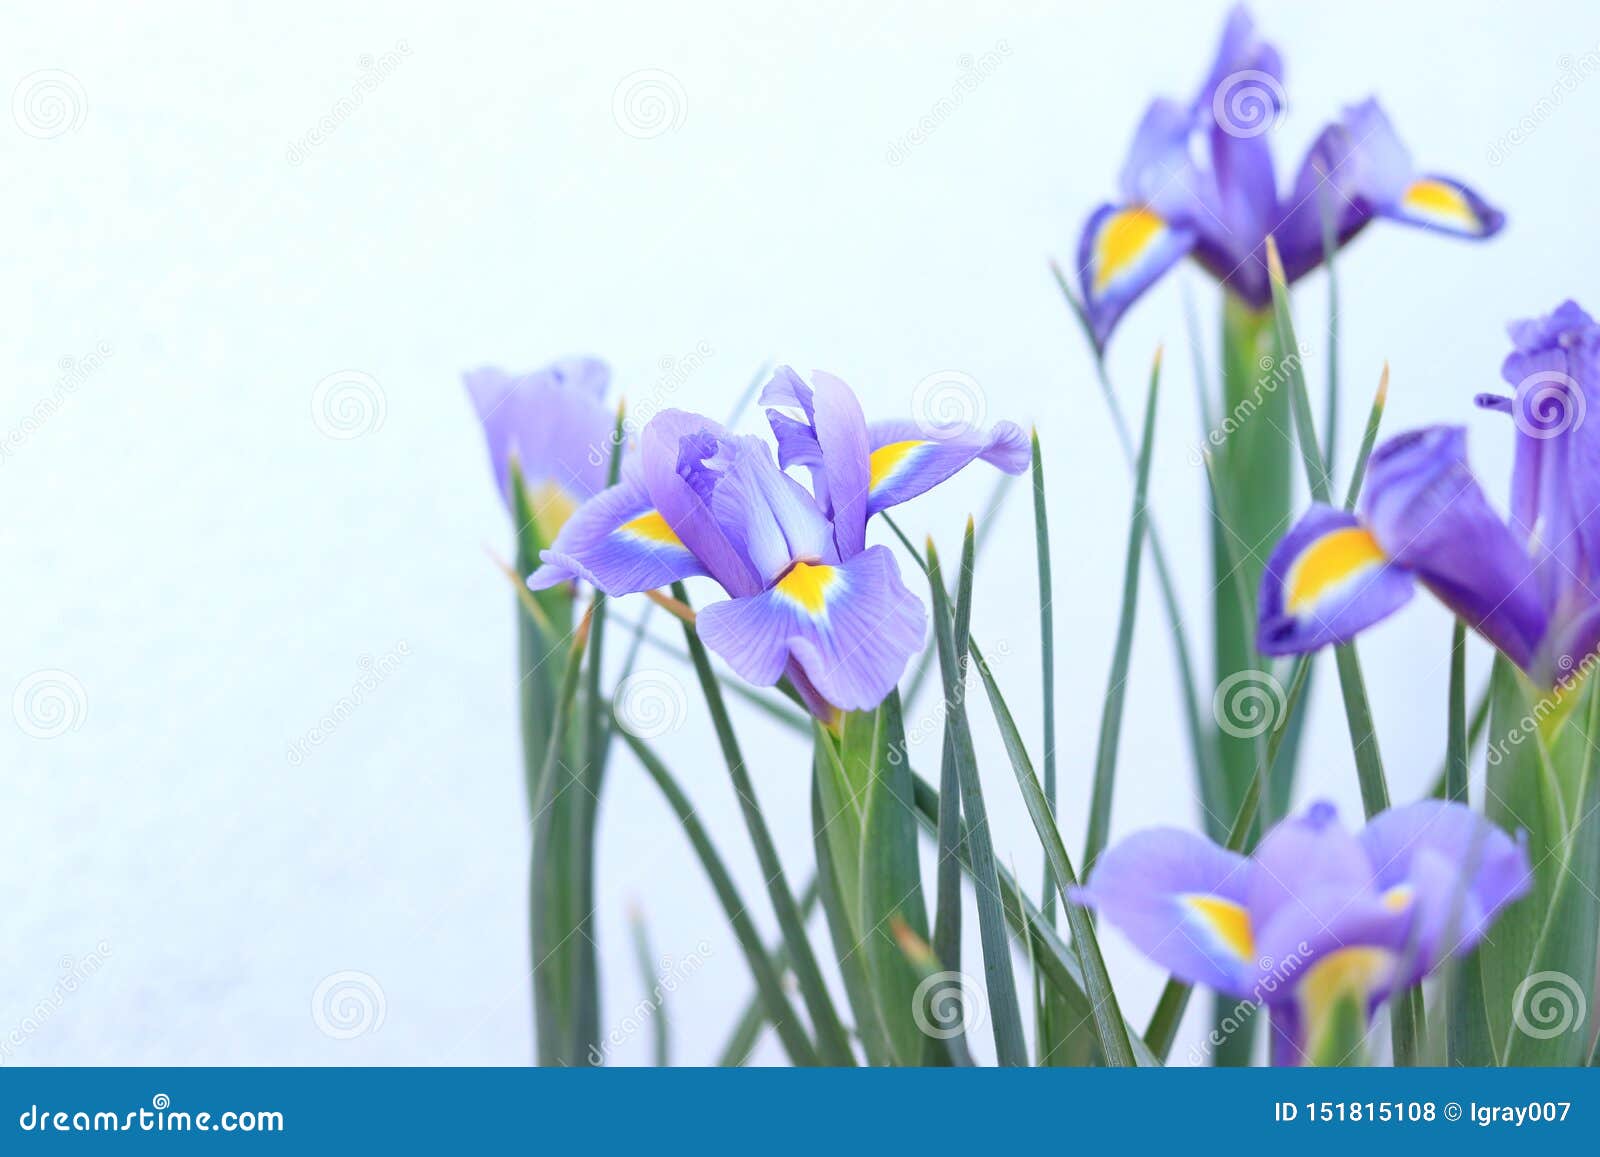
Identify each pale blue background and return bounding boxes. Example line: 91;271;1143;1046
5;0;1597;1065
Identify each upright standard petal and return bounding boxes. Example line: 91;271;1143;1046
1072;827;1257;998
862;419;1030;516
1362;426;1546;671
1076;202;1197;350
1358;801;1531;973
695;545;925;712
708;436;835;583
1256;504;1415;656
639;410;763;598
759;367;873;558
528;463;707;594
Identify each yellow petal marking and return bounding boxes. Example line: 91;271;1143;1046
1182;894;1256;961
1285;527;1387;614
530;481;579;542
775;561;840;615
1402;179;1478;232
1093;207;1166;294
619;509;683;547
1297;946;1395;1061
869;440;928;490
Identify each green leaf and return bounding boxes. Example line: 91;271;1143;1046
621;731;820;1066
905;774;1161;1066
627;905;669;1067
923;536;1028;1066
969;637;1138;1067
857;694;933;1065
810;762;893;1065
1343;366;1389;511
1500;672;1600;1066
1051;261;1224;841
1083;351;1161;875
715;878;819;1066
670;582;856;1065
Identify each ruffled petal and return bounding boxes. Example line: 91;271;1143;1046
639;410;763;598
1362;426;1546;670
1072;827;1257;998
695;545;925;712
1076;203;1197;350
862;420;1030;516
1358;800;1532;970
528;464;708;594
708;436;835;583
759;367;873;558
1256;504;1415;656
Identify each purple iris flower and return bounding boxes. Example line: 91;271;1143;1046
1075;800;1529;1065
1077;5;1504;350
1258;303;1600;688
464;357;617;540
526;368;1028;716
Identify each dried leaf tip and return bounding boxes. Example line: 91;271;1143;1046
1376;362;1390;407
889;916;937;968
1264;234;1286;286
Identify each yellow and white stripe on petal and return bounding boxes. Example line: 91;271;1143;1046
868;439;933;494
1089;207;1174;299
1399;179;1485;234
1181;893;1256;965
618;509;686;548
1283;526;1388;617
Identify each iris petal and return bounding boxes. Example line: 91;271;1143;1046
1257;504;1416;656
529;465;707;594
694;545;925;712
